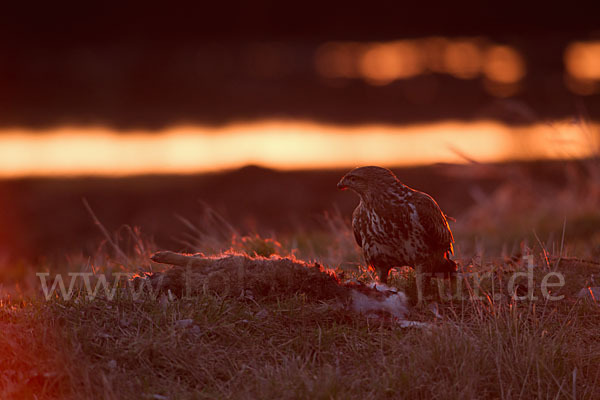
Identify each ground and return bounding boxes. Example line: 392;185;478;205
1;159;600;399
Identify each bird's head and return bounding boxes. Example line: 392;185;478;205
337;166;399;196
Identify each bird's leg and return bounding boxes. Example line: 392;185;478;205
415;264;425;306
377;266;391;285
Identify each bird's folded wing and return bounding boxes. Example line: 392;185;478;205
412;192;454;253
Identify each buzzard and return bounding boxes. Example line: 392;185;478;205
337;166;456;288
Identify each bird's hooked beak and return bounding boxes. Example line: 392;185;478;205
337;177;348;190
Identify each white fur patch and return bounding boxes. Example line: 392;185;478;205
350;288;408;319
349;283;430;328
369;282;398;293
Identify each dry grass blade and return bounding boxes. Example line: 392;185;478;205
82;198;130;266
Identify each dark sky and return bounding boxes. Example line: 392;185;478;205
3;2;597;43
0;2;598;129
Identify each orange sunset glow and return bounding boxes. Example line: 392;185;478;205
0;120;596;177
564;40;600;95
314;37;527;96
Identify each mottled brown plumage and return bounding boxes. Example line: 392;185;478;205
337;166;456;284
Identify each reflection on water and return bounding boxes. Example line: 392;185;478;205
0;120;597;177
564;40;600;95
314;37;526;96
313;37;599;97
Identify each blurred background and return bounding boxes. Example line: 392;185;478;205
0;2;599;267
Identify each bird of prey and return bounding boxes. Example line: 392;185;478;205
337;166;456;291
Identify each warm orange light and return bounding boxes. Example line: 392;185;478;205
564;74;598;96
565;41;600;81
483;45;526;84
358;41;423;85
0;120;596;177
443;40;482;79
315;37;529;89
564;41;600;95
421;37;450;73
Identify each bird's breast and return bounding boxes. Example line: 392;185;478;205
365;198;436;257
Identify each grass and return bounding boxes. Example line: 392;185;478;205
2;154;600;399
1;240;600;399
